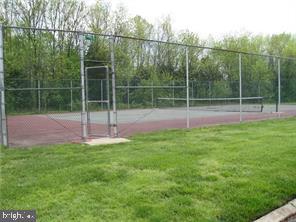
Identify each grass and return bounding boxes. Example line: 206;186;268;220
1;118;296;222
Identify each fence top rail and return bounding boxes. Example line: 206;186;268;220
116;85;186;89
6;87;81;91
3;25;296;61
5;78;81;81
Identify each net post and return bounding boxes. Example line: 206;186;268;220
277;58;281;117
79;33;87;140
110;36;118;137
0;23;8;146
186;47;190;128
239;53;242;122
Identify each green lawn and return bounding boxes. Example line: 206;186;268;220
1;118;296;222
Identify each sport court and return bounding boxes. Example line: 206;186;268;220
7;103;296;147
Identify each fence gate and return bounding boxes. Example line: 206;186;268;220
85;66;111;138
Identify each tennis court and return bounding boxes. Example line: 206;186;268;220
7;103;296;147
2;26;296;147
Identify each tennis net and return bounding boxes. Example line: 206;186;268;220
157;97;264;112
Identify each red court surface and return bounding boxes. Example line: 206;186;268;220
7;109;296;147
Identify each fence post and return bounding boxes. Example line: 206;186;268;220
239;53;242;122
209;81;212;104
186;47;190;128
0;24;8;146
172;80;175;106
70;80;73;112
127;80;130;109
110;36;118;137
38;79;41;112
191;80;194;98
106;67;111;137
79;33;87;140
151;81;154;108
209;81;211;97
277;58;281;116
100;79;104;110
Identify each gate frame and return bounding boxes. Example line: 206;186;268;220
85;66;111;137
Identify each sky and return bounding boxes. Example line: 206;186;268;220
85;0;296;39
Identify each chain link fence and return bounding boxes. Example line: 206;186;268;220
1;25;296;147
